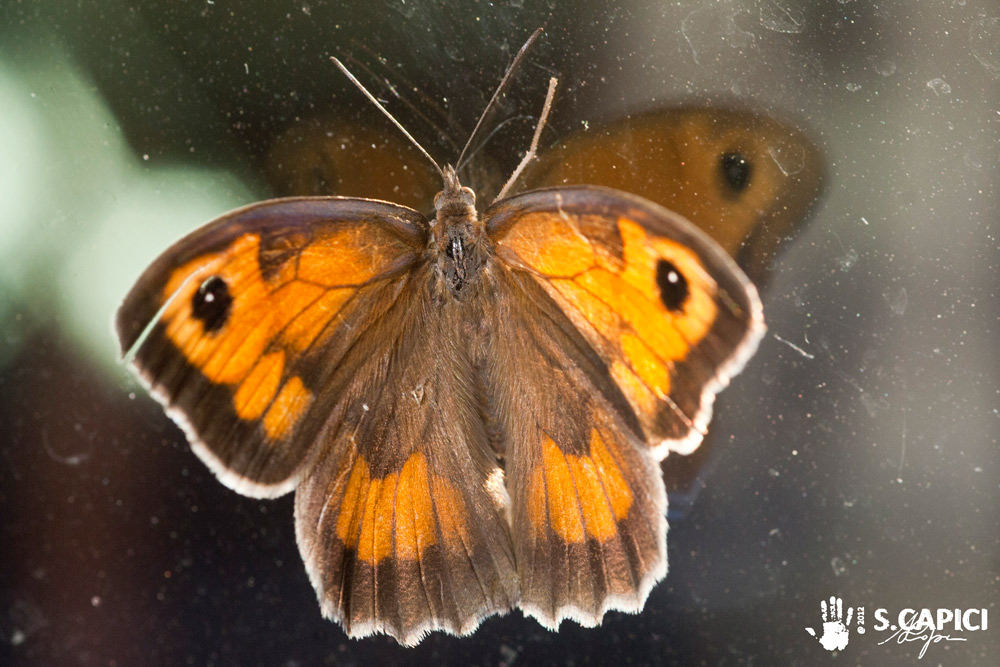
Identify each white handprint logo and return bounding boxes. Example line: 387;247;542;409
806;596;854;651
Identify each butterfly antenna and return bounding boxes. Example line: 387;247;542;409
454;27;544;172
331;56;445;180
493;76;557;202
344;42;466;155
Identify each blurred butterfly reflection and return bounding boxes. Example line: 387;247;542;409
264;104;824;517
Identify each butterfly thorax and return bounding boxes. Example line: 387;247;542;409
430;165;490;297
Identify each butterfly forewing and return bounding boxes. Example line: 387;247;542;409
116;198;426;497
486;186;765;458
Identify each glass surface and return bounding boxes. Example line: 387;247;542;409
1;1;997;665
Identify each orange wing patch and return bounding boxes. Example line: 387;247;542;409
528;429;634;543
334;453;471;565
264;376;313;440
233;350;286;420
496;212;719;423
153;223;416;439
282;288;355;352
497;210;597;276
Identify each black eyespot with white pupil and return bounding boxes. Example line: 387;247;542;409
720;151;752;195
192;275;232;333
656;260;689;313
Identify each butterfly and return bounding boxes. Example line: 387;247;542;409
116;31;770;646
264;94;823;516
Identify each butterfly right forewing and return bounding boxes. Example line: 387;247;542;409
488;186;765;459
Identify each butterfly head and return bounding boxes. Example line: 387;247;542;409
433;165;477;218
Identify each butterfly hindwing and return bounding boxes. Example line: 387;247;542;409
293;264;519;645
487;186;765;458
482;268;667;628
115;198;426;497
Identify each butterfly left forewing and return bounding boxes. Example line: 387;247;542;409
487;186;765;458
116;197;426;497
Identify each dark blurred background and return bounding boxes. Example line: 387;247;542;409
1;1;997;665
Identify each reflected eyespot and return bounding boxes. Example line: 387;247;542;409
720;151;752;195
